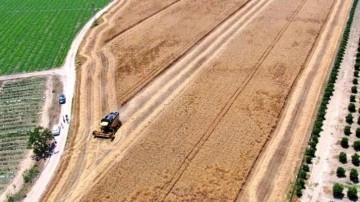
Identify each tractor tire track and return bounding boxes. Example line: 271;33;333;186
69;0;278;198
114;0;264;107
241;0;346;200
104;0;183;44
160;0;308;198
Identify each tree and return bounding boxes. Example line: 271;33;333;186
298;169;307;180
341;137;349;148
302;164;310;172
355;71;359;78
352;86;358;93
345;126;352;135
333;183;344;198
355;141;360;151
347;113;354;124
350;168;359;183
305;147;316;157
352;153;360;166
351;94;356;102
339;152;347;163
305;155;312;164
354;78;358;85
27;126;54;159
348;186;358;201
349;103;356;112
309;141;317;149
356;128;360;138
336;167;346;177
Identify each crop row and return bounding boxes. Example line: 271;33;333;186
291;0;359;198
0;77;47;191
0;0;109;74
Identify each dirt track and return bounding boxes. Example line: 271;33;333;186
42;0;350;201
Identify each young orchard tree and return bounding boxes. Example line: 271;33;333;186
350;94;356;102
339;152;347;163
341;137;349;148
352;153;360;166
355;141;360;151
356;128;360;138
354;78;358;85
349;103;356;112
348;186;358;201
333;183;344;199
350;169;359;183
336;167;346;178
347;113;354;124
344;126;352;135
352;86;358;94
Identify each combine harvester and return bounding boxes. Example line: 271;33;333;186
93;112;122;140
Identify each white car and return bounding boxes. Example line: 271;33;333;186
51;125;61;136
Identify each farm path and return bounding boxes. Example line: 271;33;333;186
302;2;360;201
0;71;62;202
0;69;63;82
22;1;119;202
238;0;352;201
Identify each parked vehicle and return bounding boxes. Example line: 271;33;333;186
51;125;61;136
59;94;66;104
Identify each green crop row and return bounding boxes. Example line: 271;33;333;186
0;77;47;192
291;0;359;198
0;0;109;75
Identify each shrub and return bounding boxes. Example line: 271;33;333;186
309;141;317;149
295;185;302;197
346;113;354;124
305;155;312;164
302;164;310;172
352;86;358;93
350;169;359;183
341;137;349;148
351;94;356;102
354;78;359;84
349;103;356;112
312;135;319;144
297;178;305;189
345;126;352;135
348;186;358;201
355;141;360;151
333;183;344;198
339;152;347;163
305;147;316;157
22;165;39;183
298;169;307;180
356;128;360;138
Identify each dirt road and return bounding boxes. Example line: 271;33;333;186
43;0;350;201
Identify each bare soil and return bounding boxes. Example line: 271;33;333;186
42;0;351;201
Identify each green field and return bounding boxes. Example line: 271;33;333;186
0;0;109;75
0;77;46;191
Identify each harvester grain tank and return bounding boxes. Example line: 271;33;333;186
92;112;122;140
